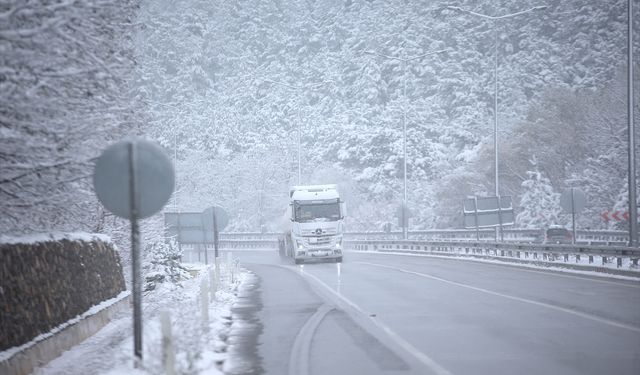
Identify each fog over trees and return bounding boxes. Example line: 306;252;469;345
1;0;638;236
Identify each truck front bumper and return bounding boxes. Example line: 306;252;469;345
295;247;342;261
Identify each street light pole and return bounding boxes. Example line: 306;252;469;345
298;104;302;185
174;128;178;209
262;79;332;185
365;49;446;240
628;0;638;247
447;4;547;240
403;58;408;240
494;25;499;200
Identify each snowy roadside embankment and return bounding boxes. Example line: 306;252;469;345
33;255;248;375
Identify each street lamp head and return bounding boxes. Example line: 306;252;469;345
445;5;464;13
445;4;547;19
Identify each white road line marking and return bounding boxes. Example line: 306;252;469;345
357;261;640;333
297;267;454;375
489;261;640;288
288;303;334;375
352;250;640;288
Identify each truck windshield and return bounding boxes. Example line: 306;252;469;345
294;200;340;222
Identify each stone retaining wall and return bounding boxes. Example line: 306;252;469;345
0;235;126;351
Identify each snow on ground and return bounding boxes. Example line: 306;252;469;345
32;258;248;375
0;291;130;363
353;250;640;282
0;232;113;245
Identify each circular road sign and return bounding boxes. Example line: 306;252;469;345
203;206;229;232
93;139;174;219
560;188;586;214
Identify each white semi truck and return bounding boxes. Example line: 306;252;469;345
279;184;346;264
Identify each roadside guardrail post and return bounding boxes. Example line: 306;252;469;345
160;311;175;375
200;278;209;331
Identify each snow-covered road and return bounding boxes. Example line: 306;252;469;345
233;250;640;375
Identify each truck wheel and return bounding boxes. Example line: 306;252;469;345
294;259;304;265
335;257;343;263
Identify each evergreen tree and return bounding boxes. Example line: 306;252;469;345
516;160;561;228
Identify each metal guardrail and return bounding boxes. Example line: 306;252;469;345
182;236;640;273
343;229;629;245
194;236;639;258
218;229;630;246
181;240;279;251
220;232;279;240
218;239;278;250
347;239;640;269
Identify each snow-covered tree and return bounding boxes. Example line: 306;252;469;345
131;0;639;230
0;0;142;234
516;159;561;228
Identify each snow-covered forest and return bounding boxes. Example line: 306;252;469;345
1;0;639;236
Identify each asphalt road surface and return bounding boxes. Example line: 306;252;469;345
227;249;640;375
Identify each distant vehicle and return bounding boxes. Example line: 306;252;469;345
279;185;345;264
544;225;572;244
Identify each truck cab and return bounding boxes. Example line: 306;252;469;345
280;185;345;264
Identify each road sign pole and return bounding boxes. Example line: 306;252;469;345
497;196;504;242
213;212;219;259
176;213;182;262
93;138;175;366
571;188;577;245
214;211;220;281
473;197;479;241
200;215;208;265
128;141;143;363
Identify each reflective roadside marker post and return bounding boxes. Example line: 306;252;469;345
93;139;174;365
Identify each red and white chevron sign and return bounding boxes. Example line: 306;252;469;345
601;211;630;221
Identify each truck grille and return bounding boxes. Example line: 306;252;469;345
303;236;332;246
302;228;338;236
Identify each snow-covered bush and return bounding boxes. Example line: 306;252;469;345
144;240;191;292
